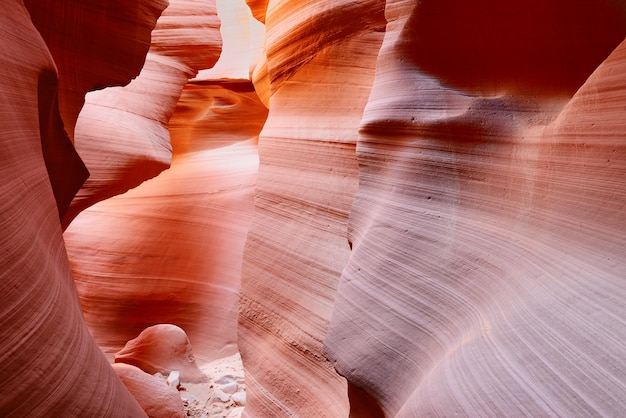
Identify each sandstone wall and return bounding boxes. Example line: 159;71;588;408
2;0;626;416
324;0;626;416
238;0;385;416
63;0;268;363
0;0;166;415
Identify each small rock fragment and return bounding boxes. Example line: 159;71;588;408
220;381;238;394
232;391;246;406
166;370;180;388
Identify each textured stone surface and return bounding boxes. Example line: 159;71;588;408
324;0;626;416
237;0;385;416
3;0;626;416
63;0;267;363
23;0;166;217
64;77;266;362
0;1;164;416
115;324;207;383
113;363;185;418
63;0;222;227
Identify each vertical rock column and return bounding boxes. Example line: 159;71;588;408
0;1;162;416
238;0;385;416
324;0;626;416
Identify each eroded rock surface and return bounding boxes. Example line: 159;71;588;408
237;0;385;416
63;0;222;227
115;324;207;383
324;0;626;416
2;0;626;416
63;0;267;363
0;1;166;416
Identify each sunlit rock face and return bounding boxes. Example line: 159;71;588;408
22;0;166;219
324;0;626;416
237;0;385;416
62;0;223;228
0;0;165;416
63;0;268;363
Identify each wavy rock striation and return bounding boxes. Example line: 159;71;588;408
324;0;626;416
0;1;167;416
63;0;222;227
4;0;626;416
64;80;265;362
23;0;166;218
237;0;385;416
63;0;267;363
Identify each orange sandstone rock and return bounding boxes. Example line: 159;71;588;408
0;2;153;416
115;324;206;384
22;0;166;219
237;0;385;416
63;0;222;228
64;76;266;362
324;0;626;416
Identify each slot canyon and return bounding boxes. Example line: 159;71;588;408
1;0;625;417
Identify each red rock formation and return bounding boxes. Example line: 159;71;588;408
324;0;626;416
23;0;167;218
115;324;207;383
237;0;385;416
63;0;222;228
113;363;186;418
63;0;268;363
64;78;266;362
4;0;626;416
245;0;267;23
0;0;165;415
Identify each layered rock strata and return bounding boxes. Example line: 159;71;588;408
63;0;222;227
3;0;626;416
0;0;166;416
22;0;166;218
324;0;626;416
64;80;266;361
237;0;385;416
63;0;267;362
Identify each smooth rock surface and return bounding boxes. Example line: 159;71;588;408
3;0;626;416
237;0;385;416
113;363;185;418
324;0;626;416
63;0;268;361
22;0;166;219
115;324;207;383
63;0;222;227
0;1;161;416
64;78;266;361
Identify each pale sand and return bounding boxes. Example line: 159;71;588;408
156;353;246;418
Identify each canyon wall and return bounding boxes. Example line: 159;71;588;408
1;0;626;416
237;0;385;416
0;1;165;416
324;0;626;416
63;0;268;363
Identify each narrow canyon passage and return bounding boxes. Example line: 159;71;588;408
1;0;625;417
